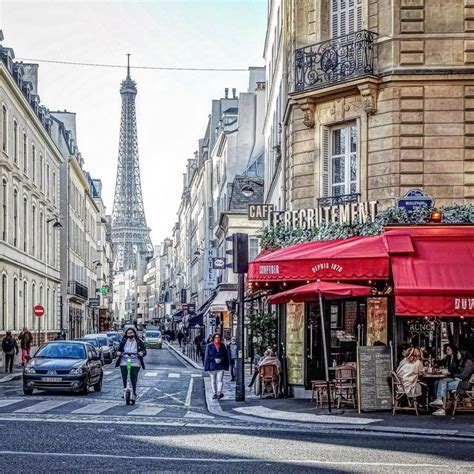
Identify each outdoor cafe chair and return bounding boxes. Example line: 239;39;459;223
452;374;474;416
390;370;419;416
259;365;279;399
333;365;357;409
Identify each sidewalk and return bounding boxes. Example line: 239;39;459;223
0;366;23;383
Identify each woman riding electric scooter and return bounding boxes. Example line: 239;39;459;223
115;327;147;403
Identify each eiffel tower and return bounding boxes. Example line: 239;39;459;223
111;55;152;272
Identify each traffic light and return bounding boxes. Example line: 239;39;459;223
231;233;248;274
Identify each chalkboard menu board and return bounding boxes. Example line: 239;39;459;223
357;346;392;412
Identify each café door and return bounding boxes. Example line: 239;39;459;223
305;302;324;388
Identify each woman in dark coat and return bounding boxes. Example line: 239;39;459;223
204;333;229;399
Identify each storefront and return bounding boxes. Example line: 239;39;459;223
247;225;474;400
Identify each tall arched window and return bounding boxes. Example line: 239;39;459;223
13;277;18;330
23;132;27;174
1;274;7;331
23;280;27;328
13;189;18;247
39;154;43;191
31;282;36;330
32;205;36;256
46;163;50;198
2;105;7;152
13;120;18;164
52;289;56;330
39;211;44;260
23;197;27;252
32;144;36;184
1;179;6;242
46;287;50;329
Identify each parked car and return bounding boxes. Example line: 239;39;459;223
76;337;105;364
83;334;113;364
144;330;162;349
23;341;103;395
106;331;122;355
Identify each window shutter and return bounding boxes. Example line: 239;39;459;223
320;127;330;198
331;0;361;38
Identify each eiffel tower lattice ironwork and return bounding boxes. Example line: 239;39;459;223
111;55;152;272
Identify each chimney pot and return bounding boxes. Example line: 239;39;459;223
224;88;229;98
232;88;236;98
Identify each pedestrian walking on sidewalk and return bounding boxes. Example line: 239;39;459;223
228;337;238;382
177;330;184;348
199;337;207;364
2;331;19;373
204;333;229;400
18;327;33;366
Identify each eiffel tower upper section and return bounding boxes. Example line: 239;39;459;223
111;55;152;272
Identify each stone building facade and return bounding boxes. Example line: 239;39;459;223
282;0;474;212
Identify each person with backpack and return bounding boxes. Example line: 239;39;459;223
2;331;19;373
18;326;33;366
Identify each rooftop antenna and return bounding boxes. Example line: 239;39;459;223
126;53;131;79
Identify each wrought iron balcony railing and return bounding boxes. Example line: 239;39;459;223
318;193;360;208
295;30;377;93
68;280;89;300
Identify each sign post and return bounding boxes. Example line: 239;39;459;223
34;305;45;346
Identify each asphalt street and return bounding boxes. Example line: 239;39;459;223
0;346;472;473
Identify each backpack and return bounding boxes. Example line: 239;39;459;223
2;337;14;352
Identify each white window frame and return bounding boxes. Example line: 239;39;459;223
330;0;362;38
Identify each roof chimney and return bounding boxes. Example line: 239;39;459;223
232;88;236;99
224;88;229;99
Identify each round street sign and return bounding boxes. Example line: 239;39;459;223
34;305;45;317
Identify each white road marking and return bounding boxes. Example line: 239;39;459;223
184;410;214;419
0;399;23;408
185;378;193;407
71;403;117;415
190;374;202;378
168;373;180;378
127;405;164;416
15;400;70;413
144;372;158;377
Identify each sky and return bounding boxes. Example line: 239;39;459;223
0;0;266;244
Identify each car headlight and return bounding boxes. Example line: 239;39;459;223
24;366;36;374
70;366;85;375
157;338;162;343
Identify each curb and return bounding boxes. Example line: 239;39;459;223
164;341;202;370
0;373;22;384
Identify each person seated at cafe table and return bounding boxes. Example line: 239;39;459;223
438;343;460;374
248;348;281;389
430;349;474;416
396;346;425;401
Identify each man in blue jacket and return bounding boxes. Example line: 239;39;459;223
204;333;229;399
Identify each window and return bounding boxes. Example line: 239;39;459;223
321;123;358;197
39;211;44;260
13;189;18;247
2;105;6;152
1;274;6;330
32;144;36;183
330;0;362;38
23;280;27;328
32;205;36;255
52;172;56;204
2;179;6;241
23;133;27;174
52;289;56;328
23;197;27;251
249;237;260;262
13;120;18;164
13;278;18;330
46;163;50;198
31;283;36;330
46;288;50;326
40;154;43;190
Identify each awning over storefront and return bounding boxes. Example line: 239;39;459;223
248;234;389;282
389;227;474;317
172;310;183;322
267;281;372;304
187;313;203;326
209;291;237;312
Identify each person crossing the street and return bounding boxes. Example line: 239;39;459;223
18;327;33;366
115;327;147;400
2;331;19;373
204;333;229;400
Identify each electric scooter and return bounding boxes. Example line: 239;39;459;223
123;352;136;405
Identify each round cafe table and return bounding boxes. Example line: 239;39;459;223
422;373;448;409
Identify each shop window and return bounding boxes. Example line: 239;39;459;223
320;123;358;198
330;0;362;38
249;237;260;262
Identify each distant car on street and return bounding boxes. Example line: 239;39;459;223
106;331;122;355
23;341;103;395
76;337;105;364
83;334;113;364
144;330;162;349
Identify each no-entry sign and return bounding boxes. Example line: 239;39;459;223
34;305;45;317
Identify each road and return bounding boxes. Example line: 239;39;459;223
0;346;472;472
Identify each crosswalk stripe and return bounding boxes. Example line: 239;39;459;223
71;403;117;415
127;405;164;416
15;400;70;413
168;373;180;378
184;410;214;419
190;374;202;378
144;372;158;377
0;399;23;408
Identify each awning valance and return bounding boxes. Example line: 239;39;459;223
209;290;237;313
390;227;474;317
267;281;372;304
248;234;389;282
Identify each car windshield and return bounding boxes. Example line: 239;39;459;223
96;336;108;346
107;333;120;342
36;343;86;360
147;332;161;338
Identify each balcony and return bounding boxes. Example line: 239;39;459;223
294;30;377;93
68;280;89;301
318;193;360;208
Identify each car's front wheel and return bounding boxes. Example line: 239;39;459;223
23;386;33;395
93;376;102;392
80;378;89;395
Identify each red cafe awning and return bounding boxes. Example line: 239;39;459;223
388;227;474;317
248;234;389;282
267;281;372;304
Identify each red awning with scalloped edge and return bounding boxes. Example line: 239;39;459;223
390;227;474;317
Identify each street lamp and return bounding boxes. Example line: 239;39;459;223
241;179;263;198
46;217;62;228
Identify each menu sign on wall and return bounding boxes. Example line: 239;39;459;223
358;346;392;412
286;302;305;385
